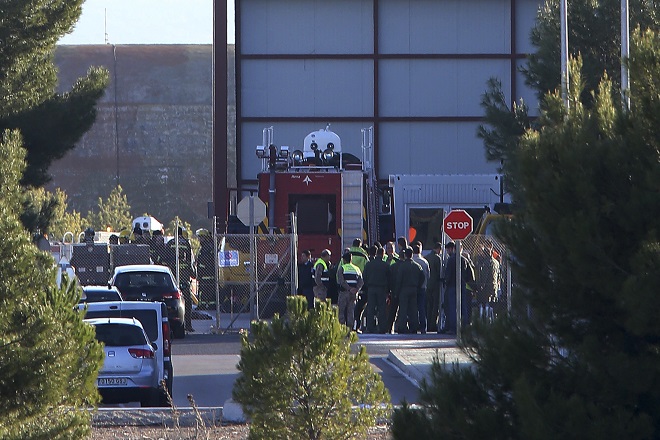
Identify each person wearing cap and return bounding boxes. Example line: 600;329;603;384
442;241;472;333
336;251;364;329
426;242;444;333
313;249;332;303
394;247;424;334
195;228;216;310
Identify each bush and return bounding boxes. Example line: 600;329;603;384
233;296;391;440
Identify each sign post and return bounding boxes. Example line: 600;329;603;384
237;195;266;320
443;209;474;343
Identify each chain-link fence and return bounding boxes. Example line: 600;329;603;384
458;234;512;324
56;226;192;287
211;232;296;330
53;220;296;332
52;219;512;333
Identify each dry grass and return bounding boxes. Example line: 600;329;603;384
88;382;392;439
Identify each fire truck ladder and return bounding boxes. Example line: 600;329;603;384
341;170;364;250
362;127;379;246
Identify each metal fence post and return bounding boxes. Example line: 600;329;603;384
213;216;221;333
249;194;257;320
290;212;298;297
175;217;180;288
507;253;513;313
456;240;463;344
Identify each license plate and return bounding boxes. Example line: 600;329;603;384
98;377;128;386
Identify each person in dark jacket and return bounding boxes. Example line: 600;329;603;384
394;247;424;334
166;227;194;332
297;249;315;309
384;241;401;333
442;241;472;333
426;242;444;333
362;246;390;333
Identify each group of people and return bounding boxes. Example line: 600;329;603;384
297;236;501;335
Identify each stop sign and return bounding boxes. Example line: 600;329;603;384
443;210;473;240
236;195;267;226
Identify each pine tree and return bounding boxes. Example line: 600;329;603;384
525;0;660;103
233;296;390;440
86;185;133;232
0;130;104;439
392;30;660;439
478;0;660;168
0;0;109;187
46;188;84;240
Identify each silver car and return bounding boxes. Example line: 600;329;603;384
86;317;163;407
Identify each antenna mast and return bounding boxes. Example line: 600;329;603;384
104;8;109;44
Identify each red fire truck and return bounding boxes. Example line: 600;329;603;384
255;126;381;258
250;126;508;258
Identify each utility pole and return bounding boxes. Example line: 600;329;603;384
560;0;569;109
621;0;630;111
213;1;229;233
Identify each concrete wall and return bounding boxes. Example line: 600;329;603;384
49;44;236;230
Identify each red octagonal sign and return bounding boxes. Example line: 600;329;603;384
443;210;474;240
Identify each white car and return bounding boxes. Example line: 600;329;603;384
81;301;173;405
86;317;164;407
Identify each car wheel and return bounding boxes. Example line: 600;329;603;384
141;389;170;407
173;323;186;339
157;389;171;407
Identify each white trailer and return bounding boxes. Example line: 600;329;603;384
388;174;508;246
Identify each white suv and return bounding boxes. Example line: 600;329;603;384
86;317;165;407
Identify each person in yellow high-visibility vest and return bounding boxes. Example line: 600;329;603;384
313;249;332;304
336;251;364;329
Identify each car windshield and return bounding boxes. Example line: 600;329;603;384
80;289;122;303
114;271;175;291
93;323;148;346
85;310;158;342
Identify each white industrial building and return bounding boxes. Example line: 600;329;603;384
235;0;542;186
233;0;542;242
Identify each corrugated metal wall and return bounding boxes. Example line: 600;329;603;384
237;0;542;187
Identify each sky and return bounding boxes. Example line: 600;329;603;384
58;0;235;45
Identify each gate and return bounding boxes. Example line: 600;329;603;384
208;232;297;332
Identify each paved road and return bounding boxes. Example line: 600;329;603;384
101;312;460;409
169;332;423;408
